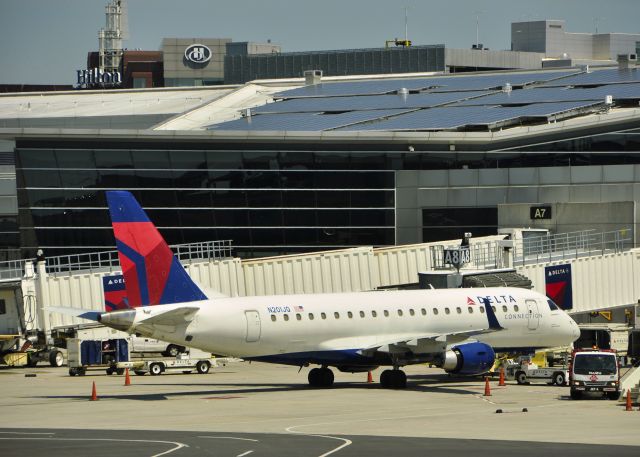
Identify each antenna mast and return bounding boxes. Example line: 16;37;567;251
98;0;127;74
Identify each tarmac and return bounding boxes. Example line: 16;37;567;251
1;361;640;456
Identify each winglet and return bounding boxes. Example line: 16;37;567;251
482;298;504;330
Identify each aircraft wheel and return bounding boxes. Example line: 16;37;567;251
308;367;322;387
320;368;334;387
380;369;407;389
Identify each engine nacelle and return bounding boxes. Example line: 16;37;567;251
441;342;495;376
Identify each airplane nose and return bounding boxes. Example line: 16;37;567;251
569;318;580;340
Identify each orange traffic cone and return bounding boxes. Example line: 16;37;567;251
124;368;131;386
90;381;98;401
498;367;506;387
626;389;633;411
367;371;373;383
483;376;491;396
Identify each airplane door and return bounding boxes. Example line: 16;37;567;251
245;310;261;343
526;300;539;330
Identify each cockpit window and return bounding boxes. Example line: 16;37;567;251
547;299;559;311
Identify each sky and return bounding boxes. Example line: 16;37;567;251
0;0;638;85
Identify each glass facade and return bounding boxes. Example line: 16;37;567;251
422;207;498;243
13;128;640;260
15;141;395;258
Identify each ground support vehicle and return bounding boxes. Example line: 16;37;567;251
67;337;129;376
569;348;621;400
509;361;569;385
128;348;216;376
0;334;65;368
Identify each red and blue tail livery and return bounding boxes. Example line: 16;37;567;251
106;190;207;307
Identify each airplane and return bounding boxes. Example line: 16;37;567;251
57;190;580;389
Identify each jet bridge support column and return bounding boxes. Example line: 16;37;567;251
33;259;52;345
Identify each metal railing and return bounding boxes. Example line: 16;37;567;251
0;239;233;279
512;229;633;266
430;228;634;270
0;258;32;282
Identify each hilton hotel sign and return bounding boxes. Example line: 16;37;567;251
76;68;122;88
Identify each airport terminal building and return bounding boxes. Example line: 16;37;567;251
1;60;640;260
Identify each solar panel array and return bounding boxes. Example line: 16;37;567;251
208;67;640;133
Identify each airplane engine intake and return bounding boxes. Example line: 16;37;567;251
441;342;495;376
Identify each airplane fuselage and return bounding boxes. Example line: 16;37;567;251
113;286;579;369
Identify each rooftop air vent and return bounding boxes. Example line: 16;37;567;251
304;70;323;85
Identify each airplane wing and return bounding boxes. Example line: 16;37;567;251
46;306;102;322
138;307;200;326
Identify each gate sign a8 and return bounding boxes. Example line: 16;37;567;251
443;248;470;268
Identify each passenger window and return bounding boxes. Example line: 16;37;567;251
456;307;462;314
421;308;426;315
514;305;519;312
334;312;340;319
492;306;497;312
468;307;473;314
547;299;559;311
372;310;377;317
347;311;353;319
296;313;302;321
409;309;415;316
271;315;276;322
321;312;327;320
433;308;439;315
284;314;290;321
502;305;508;312
479;306;485;314
445;308;450;315
384;310;389;317
397;309;403;317
309;313;314;320
359;311;365;318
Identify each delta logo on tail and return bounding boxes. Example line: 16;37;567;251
106;191;207;307
102;274;129;311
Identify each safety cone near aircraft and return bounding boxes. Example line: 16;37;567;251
124;368;131;386
90;382;98;401
626;389;633;411
367;371;373;383
498;367;506;387
484;377;492;396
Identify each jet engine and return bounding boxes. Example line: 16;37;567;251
440;342;495;376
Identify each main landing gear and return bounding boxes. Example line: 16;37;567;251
308;366;335;387
380;369;407;389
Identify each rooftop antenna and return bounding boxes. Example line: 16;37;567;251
98;0;128;74
593;17;605;34
405;6;408;43
475;10;485;49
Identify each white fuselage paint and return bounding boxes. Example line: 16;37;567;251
124;287;579;366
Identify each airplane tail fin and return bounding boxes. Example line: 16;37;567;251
106;190;207;307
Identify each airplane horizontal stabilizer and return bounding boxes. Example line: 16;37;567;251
138;306;200;326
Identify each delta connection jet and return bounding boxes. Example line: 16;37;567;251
56;191;580;389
